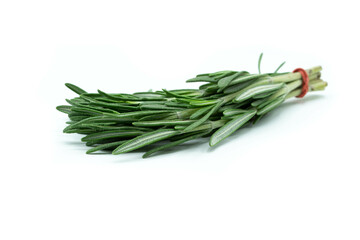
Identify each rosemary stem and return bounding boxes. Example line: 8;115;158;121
285;79;327;99
221;67;322;104
272;66;322;83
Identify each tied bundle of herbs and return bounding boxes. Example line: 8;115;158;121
57;54;327;158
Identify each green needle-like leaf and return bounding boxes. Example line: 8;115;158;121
142;130;210;158
133;92;166;100
133;119;195;127
82;124;151;132
138;113;175;121
209;109;257;146
113;129;179;154
186;76;217;83
217;74;236;89
162;89;193;99
258;53;263;74
274;61;286;73
217;71;248;92
71;106;104;116
140;104;183;110
86;140;126;154
223;109;248;117
65;83;87;95
81;130;144;142
56;105;72;114
183;100;223;132
228;73;269;87
80;95;139;111
190;106;213;120
257;95;286;115
97;90;140;101
233;83;284;103
208;70;236;77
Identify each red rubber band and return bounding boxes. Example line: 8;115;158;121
293;68;309;98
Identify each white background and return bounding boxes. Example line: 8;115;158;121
1;0;359;239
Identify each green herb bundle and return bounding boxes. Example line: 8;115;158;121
57;55;327;158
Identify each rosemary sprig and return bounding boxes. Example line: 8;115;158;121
57;55;327;158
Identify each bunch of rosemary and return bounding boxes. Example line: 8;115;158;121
57;55;327;158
